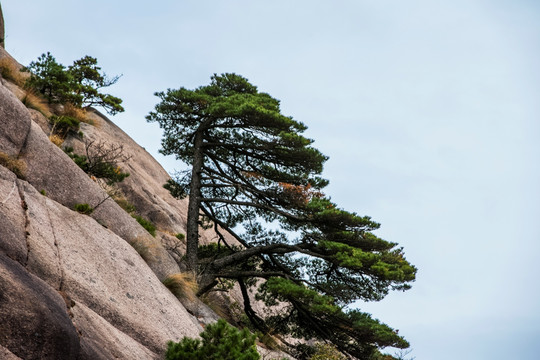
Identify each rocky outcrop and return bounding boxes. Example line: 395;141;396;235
0;57;204;358
0;165;203;358
0;39;292;360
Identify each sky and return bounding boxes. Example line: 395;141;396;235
3;1;540;359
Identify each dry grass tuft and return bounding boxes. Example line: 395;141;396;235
128;237;155;262
257;333;280;351
162;272;198;302
22;90;52;117
112;194;136;214
0;152;26;179
310;343;347;360
62;103;89;123
49;134;64;147
201;293;241;323
0;57;26;86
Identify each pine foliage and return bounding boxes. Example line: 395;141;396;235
165;319;259;360
25;52;124;115
148;73;417;359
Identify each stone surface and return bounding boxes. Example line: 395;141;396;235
22;181;202;354
70;109;190;235
0;81;31;157
0;167;27;263
20;120;180;280
0;345;22;359
0;253;80;359
28;108;51;134
0;48;205;359
72;303;158;360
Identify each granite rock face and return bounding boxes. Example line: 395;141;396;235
0;253;80;360
0;80;31;156
0;40;292;359
0;59;204;358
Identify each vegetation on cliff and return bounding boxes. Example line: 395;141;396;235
24;52;124;115
166;319;260;360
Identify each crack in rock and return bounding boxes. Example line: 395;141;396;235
43;198;66;292
15;181;30;267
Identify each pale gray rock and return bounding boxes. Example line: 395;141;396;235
72;302;158;360
0;345;21;360
2;80;26;101
21;183;202;355
0;253;80;359
0;81;31;156
0;167;26;263
28;108;51;134
72;109;190;235
0;44;296;359
20;120;180;279
20;179;64;289
178;296;221;326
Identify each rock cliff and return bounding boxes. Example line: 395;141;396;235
0;45;229;359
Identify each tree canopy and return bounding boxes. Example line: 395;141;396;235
147;73;416;359
25;52;124;115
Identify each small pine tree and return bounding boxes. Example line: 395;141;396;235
25;52;124;115
165;319;260;360
25;52;75;104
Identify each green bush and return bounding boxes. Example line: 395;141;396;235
175;233;185;241
114;197;136;214
133;215;156;237
50;115;80;137
165;319;260;360
64;142;130;186
74;203;93;215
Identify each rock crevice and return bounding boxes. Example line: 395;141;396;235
15;181;30;267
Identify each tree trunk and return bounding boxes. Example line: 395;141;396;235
185;130;204;273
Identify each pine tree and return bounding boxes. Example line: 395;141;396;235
148;73;416;359
25;53;124;115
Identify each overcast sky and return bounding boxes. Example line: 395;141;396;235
3;1;540;359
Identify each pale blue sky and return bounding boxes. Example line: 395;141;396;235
3;1;540;359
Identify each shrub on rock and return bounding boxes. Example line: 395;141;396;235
165;319;259;360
